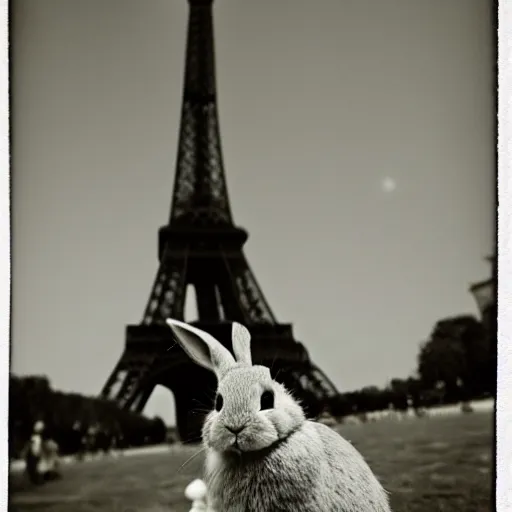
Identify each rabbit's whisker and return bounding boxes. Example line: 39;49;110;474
176;447;206;475
190;400;211;409
269;350;278;373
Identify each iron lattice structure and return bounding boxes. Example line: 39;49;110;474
101;0;339;442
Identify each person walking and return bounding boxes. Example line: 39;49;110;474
25;421;44;484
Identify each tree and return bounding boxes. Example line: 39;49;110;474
9;374;170;459
328;394;352;417
149;417;167;444
388;379;410;411
417;315;489;401
418;338;463;397
357;386;388;412
403;376;424;408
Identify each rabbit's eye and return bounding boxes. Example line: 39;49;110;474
260;390;274;410
215;394;224;412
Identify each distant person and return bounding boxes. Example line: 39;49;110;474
86;425;99;457
71;421;86;460
40;436;62;481
25;421;44;484
95;428;111;455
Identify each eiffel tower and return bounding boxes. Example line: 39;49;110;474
101;0;339;442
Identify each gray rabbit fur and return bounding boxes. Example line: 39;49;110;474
167;318;392;512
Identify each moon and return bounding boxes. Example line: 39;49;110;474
381;177;397;193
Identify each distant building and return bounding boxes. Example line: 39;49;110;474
469;255;496;337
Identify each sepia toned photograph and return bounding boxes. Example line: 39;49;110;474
8;0;497;511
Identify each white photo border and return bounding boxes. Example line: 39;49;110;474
1;0;9;511
497;2;511;511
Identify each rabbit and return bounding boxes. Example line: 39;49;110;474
166;318;392;512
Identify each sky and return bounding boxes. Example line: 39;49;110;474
10;0;494;425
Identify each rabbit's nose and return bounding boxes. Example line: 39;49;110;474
225;424;246;435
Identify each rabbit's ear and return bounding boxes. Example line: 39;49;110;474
166;319;235;378
231;322;252;366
